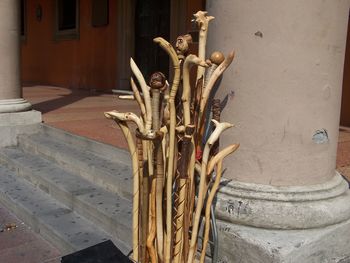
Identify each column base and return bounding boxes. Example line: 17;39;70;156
216;173;350;229
214;173;350;262
0;98;32;113
216;218;350;263
0;110;42;147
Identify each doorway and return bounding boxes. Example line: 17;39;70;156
134;0;171;81
340;12;350;128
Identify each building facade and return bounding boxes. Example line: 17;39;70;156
20;0;204;91
0;0;349;261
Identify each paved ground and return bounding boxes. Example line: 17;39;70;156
0;205;61;263
0;85;349;262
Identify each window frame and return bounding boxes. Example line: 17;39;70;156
54;0;80;41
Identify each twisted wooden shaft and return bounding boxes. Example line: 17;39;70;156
136;138;148;262
173;131;193;263
150;72;166;262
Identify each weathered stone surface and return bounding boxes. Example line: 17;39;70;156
213;174;350;262
18;130;133;199
0;167;129;254
0;147;132;245
0;123;134;256
215;173;350;229
216;219;350;263
0;110;41;147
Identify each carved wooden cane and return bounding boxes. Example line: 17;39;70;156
187;120;233;263
173;125;195;263
200;144;239;263
153;37;180;263
136;130;162;263
193;11;214;82
198;51;235;129
104;112;141;262
150;72;167;262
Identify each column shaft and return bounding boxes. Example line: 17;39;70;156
207;0;349;186
0;0;31;113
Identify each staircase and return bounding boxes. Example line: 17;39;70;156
0;124;133;255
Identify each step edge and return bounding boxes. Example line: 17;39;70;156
16;138;133;200
0;169;130;255
0;149;132;243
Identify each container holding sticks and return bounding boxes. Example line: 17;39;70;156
105;10;239;263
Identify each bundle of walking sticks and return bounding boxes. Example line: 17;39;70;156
105;11;239;263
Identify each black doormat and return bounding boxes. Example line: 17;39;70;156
61;240;132;263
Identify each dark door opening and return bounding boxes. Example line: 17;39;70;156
134;0;170;81
341;12;350;128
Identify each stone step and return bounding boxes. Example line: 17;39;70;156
0;147;132;247
39;124;130;163
17;130;133;200
0;166;130;255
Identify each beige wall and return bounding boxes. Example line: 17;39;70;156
207;0;350;186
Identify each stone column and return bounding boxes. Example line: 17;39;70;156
206;0;350;262
0;0;40;147
0;0;31;113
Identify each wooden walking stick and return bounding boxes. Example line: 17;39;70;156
147;180;158;263
187;120;233;263
153;37;180;263
136;130;161;263
173;126;195;263
198;51;235;128
193;11;214;82
150;72;167;262
130;57;153;133
136;137;149;263
104;113;140;262
182;54;208;126
180;55;207;261
200;144;240;263
131;77;147;122
201;52;225;150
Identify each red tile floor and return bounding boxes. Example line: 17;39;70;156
1;85;349;262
